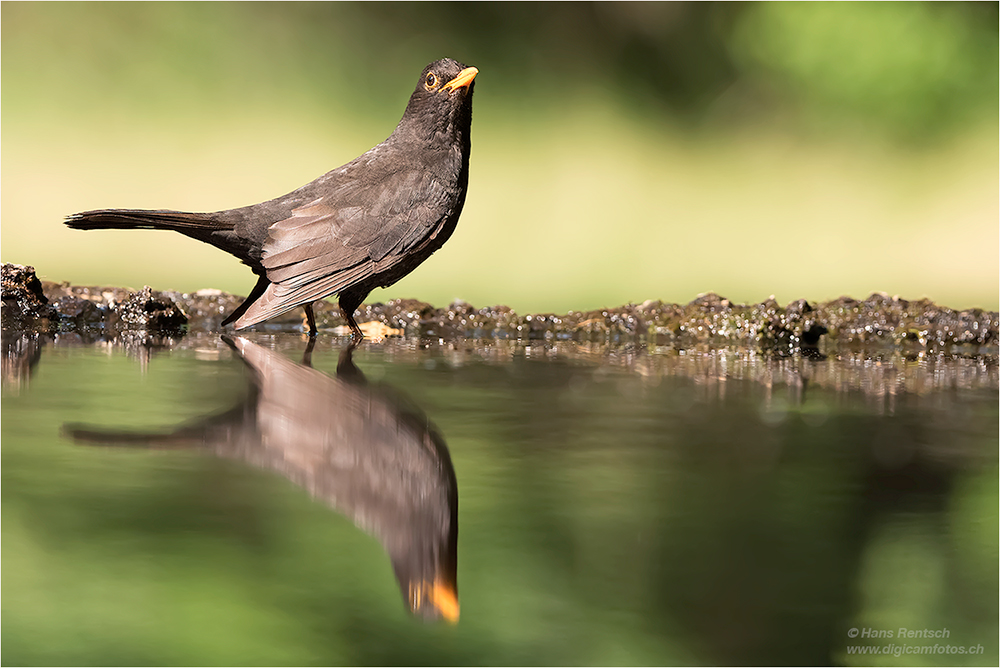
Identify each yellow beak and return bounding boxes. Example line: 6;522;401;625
442;67;478;93
429;578;460;623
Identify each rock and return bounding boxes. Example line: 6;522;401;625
53;295;105;327
108;286;188;332
1;263;58;330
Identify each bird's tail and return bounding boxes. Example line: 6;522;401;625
62;423;202;450
65;209;231;233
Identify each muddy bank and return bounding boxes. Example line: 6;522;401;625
2;263;997;350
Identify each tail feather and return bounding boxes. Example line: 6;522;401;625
62;424;201;449
65;209;230;232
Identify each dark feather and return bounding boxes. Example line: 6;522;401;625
64;58;477;337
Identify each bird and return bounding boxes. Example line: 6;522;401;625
65;58;477;338
64;336;460;622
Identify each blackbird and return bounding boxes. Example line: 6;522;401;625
65;58;477;338
65;336;460;622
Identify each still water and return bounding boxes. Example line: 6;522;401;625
3;332;997;666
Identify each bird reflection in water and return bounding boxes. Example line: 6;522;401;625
65;336;459;623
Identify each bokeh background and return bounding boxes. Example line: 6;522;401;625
3;2;998;312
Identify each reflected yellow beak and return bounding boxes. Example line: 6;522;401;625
429;578;460;623
442;67;478;93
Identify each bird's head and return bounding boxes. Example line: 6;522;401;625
399;58;477;143
391;504;459;623
405;575;460;624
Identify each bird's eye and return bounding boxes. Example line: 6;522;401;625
424;73;438;89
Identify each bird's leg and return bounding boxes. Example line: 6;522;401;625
301;336;317;367
342;306;365;339
335;338;366;383
303;303;318;337
338;291;368;340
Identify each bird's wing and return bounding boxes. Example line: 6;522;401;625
232;166;451;327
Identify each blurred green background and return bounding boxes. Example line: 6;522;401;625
2;2;998;312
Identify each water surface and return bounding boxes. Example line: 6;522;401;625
3;333;997;666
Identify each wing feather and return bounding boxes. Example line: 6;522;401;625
237;156;459;329
233;262;373;329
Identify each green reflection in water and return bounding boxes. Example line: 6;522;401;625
2;334;997;666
